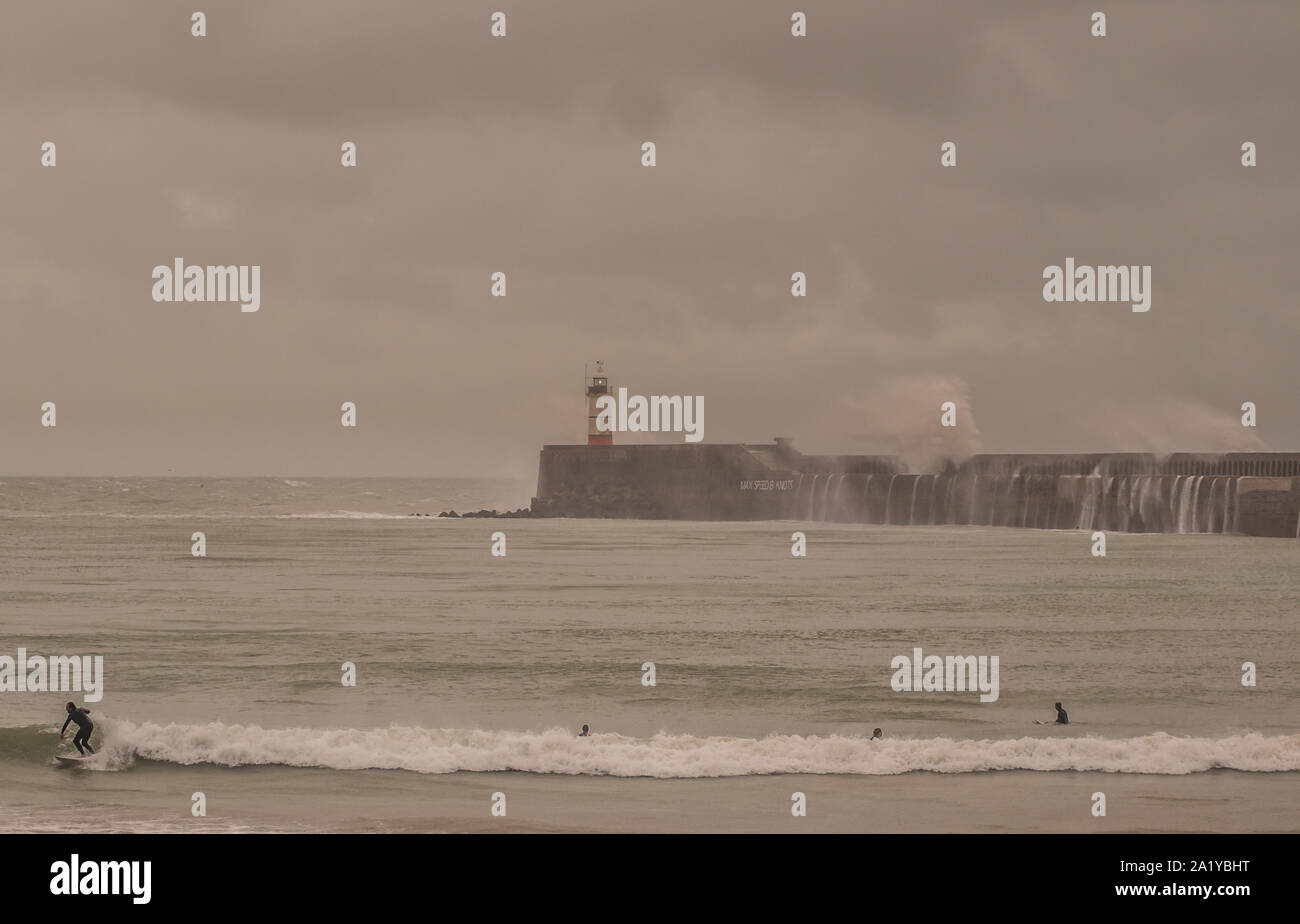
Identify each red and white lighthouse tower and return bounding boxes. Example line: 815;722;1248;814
586;361;613;445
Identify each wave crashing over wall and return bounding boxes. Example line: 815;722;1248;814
794;472;1248;533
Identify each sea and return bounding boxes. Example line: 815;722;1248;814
1;477;1297;833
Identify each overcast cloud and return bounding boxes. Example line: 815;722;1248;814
1;1;1296;475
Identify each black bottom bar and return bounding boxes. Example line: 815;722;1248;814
3;833;1287;911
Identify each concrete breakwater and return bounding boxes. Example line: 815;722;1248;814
530;441;1300;537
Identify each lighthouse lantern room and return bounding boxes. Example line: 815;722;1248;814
586;361;613;445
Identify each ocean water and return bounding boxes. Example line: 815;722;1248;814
1;477;1297;833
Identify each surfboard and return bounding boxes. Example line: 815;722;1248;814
55;755;88;766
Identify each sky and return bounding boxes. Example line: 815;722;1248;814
1;0;1297;476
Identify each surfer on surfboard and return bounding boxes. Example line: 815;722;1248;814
59;702;95;756
1034;702;1071;726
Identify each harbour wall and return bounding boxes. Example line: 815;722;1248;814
531;442;1300;537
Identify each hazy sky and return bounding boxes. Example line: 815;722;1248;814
2;1;1297;476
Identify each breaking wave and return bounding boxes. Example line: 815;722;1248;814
7;722;1296;778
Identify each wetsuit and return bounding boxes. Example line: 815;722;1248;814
61;708;94;755
1055;707;1069;725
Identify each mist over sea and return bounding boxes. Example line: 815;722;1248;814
1;477;1297;833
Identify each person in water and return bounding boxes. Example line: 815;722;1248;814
578;724;591;737
870;728;883;740
1054;702;1069;725
60;702;95;755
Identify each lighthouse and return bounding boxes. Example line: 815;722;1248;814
587;361;612;445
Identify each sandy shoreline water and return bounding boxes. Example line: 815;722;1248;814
2;480;1297;834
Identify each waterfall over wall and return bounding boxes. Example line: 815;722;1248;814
533;444;1300;534
795;472;1243;533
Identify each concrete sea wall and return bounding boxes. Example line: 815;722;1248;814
532;443;1300;537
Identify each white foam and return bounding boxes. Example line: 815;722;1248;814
96;721;1300;778
275;511;411;520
